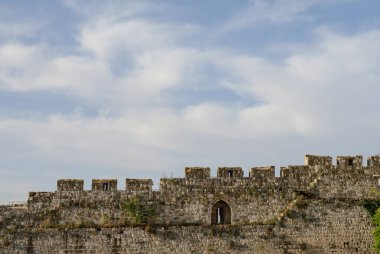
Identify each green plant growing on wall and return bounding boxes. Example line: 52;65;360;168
363;199;380;253
124;198;157;225
363;200;380;216
373;209;380;253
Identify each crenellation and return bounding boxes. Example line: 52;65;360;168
3;154;380;253
249;166;275;180
280;165;312;178
367;155;380;167
304;154;332;166
57;179;84;191
92;179;118;191
217;167;243;178
126;178;153;192
185;167;210;179
28;191;51;198
336;155;363;169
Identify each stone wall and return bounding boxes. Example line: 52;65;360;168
1;154;380;253
0;199;375;253
21;155;380;227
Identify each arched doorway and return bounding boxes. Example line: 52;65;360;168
211;200;231;225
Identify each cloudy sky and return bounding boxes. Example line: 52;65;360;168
0;0;380;202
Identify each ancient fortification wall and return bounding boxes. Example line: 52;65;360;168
1;154;380;253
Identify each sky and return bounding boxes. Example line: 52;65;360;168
0;0;380;203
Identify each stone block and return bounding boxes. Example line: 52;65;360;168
249;166;275;179
217;167;243;178
185;167;210;179
57;179;84;191
92;179;117;191
126;178;153;191
304;155;332;166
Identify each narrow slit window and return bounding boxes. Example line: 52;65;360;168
228;170;233;178
103;182;109;191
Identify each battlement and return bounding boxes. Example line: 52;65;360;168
51;154;380;193
91;179;118;191
217;167;243;178
249;166;275;179
368;155;380;167
185;167;210;179
57;179;84;191
126;178;153;192
304;155;332;166
337;155;363;169
5;153;380;254
280;165;310;178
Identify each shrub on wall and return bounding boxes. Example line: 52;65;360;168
373;209;380;253
363;200;380;253
124;198;157;225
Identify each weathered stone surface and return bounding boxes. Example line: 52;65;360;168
368;155;380;167
126;178;153;192
249;166;275;179
1;154;380;253
217;167;244;178
185;167;210;179
304;154;332;167
0;200;374;253
92;179;118;191
57;179;84;191
337;155;363;170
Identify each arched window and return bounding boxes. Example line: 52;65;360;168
211;200;231;225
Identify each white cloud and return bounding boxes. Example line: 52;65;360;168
210;29;380;134
1;0;380;202
79;19;198;58
0;16;201;109
1;13;379;136
219;0;322;34
0;43;40;70
1;23;380;137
